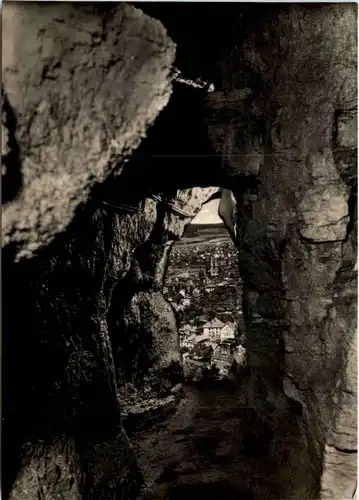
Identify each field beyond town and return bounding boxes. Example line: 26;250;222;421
178;223;230;246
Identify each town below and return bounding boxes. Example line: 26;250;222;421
165;223;247;382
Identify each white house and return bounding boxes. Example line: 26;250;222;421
202;318;225;341
220;322;236;342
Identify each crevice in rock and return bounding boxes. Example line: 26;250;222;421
328;445;358;455
2;89;23;204
344;188;357;242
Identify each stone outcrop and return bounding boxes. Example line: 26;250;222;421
206;4;357;499
3;3;357;500
2;1;175;262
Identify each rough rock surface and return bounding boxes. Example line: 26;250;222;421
205;4;357;499
2;1;175;261
2;3;176;499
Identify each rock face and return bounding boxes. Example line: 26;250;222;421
206;4;357;499
2;2;175;262
3;3;357;500
2;3;176;499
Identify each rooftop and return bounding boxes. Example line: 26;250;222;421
203;318;225;328
222;322;236;331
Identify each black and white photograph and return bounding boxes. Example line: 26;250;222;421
2;2;358;499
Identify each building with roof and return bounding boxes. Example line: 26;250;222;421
211;342;234;374
202;319;237;343
220;322;236;342
202;318;225;341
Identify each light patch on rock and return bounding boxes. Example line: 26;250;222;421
218;189;237;241
321;444;357;499
337;111;357;149
1;120;10;160
309;149;341;182
299;183;349;242
8;438;82;500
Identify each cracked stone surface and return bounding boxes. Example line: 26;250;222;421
2;2;175;262
299;182;349;242
206;4;357;499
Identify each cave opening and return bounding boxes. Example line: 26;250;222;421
3;57;263;499
164;195;247;387
102;76;253;417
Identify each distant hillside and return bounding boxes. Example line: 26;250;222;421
183;223;226;238
179;223;230;246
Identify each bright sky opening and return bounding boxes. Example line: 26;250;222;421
192;198;222;225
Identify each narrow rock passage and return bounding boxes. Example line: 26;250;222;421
131;382;314;500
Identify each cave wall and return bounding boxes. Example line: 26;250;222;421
4;177;216;499
206;4;357;499
2;1;175;262
5;181;220;499
2;2;177;499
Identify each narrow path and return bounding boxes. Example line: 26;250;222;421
131;382;314;499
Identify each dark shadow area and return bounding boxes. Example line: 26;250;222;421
100;83;242;204
2;89;23;204
135;3;284;89
166;481;254;500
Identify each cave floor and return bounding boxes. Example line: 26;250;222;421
130;382;314;500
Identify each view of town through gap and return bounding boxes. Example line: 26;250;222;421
164;197;247;384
